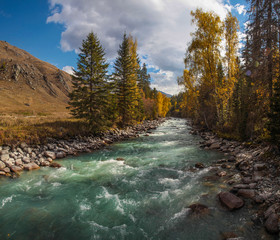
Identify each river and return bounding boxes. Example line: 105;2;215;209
0;118;269;239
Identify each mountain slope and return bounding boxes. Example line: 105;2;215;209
159;91;172;98
0;41;72;115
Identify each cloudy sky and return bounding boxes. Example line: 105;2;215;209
1;0;247;95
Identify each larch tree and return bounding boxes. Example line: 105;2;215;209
184;9;223;128
68;32;110;130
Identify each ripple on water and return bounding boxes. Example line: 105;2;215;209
0;118;262;240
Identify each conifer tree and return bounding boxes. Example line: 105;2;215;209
128;35;145;121
68;32;110;129
113;33;139;126
139;63;152;98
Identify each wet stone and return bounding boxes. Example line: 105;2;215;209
218;192;244;210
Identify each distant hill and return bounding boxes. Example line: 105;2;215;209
159;91;172;98
0;41;72;116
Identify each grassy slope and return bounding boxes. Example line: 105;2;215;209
0;41;83;145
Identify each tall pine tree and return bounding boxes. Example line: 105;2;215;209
68;32;110;130
113;33;139;126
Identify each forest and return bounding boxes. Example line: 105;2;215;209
171;0;280;143
68;33;171;131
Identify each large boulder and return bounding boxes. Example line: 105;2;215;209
24;162;40;171
265;213;279;234
218;192;244;210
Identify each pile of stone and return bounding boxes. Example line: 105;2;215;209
0;119;164;178
191;127;280;235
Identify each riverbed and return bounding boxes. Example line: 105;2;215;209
0;118;269;239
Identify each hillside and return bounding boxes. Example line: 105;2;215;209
0;41;72;116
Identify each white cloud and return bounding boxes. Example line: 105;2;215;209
62;65;74;75
234;4;246;15
150;70;184;95
47;0;232;95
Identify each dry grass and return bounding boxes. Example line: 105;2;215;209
0;114;92;145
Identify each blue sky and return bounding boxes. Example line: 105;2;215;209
0;0;247;95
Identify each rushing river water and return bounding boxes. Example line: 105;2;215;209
0;118;271;239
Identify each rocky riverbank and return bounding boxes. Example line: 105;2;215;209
190;127;280;237
0;119;164;178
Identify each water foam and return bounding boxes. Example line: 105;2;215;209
159;178;180;188
1;195;16;209
97;187;125;215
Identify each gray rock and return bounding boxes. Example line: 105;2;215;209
237;189;255;199
0;149;9;155
0;161;6;170
44;151;56;160
56;151;66;159
217;171;227;177
23;162;40;171
254;163;266;171
264;204;280;219
233;184;250;189
4;159;15;168
10;165;23;172
253;171;264;182
265;213;279;234
22;157;30;163
3;167;10;173
195;163;205;169
188;203;209;216
15;159;23;166
20;142;28;149
40;161;50;166
209;142;220;149
17;148;24;155
218;192;244;210
1;154;9;162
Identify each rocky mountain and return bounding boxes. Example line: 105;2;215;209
0;41;72;115
159;91;172;98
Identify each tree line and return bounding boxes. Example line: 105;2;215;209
171;1;280;142
68;32;171;131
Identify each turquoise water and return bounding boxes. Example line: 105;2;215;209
0;118;269;239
